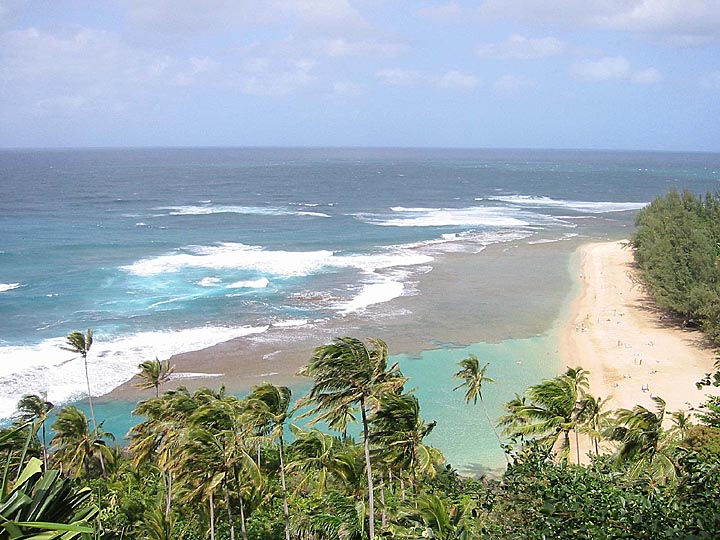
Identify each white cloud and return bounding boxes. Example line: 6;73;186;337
632;67;662;84
476;34;565;60
121;0;262;35
0;23;323;125
122;0;368;37
573;56;632;80
493;74;536;93
376;68;422;86
173;56;220;86
232;57;317;96
573;56;662;84
0;26;177;116
433;70;479;89
480;0;720;45
376;67;479;90
591;0;720;40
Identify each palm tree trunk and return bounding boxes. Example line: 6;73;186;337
360;397;375;540
574;428;581;464
164;471;172;526
593;433;599;456
412;469;418;509
209;492;215;540
224;486;235;540
279;435;291;540
83;356;106;478
41;421;48;470
380;472;386;529
481;396;509;464
84;356;97;432
239;494;248;540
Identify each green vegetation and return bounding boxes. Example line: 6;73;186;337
134;358;175;398
632;190;720;343
3;331;720;539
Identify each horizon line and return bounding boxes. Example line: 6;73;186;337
1;144;719;155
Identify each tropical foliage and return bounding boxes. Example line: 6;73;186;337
632;190;720;343
2;327;720;539
134;358;175;397
0;457;97;539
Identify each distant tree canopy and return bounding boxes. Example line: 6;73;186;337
632;190;720;344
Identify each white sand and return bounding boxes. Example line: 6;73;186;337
561;241;719;419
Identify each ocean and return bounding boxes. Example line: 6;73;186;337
2;147;719;471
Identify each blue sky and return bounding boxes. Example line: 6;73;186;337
1;0;719;150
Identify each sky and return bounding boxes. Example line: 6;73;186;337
1;0;719;151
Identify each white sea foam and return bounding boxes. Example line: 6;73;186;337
527;232;580;245
484;195;648;213
159;205;330;218
336;279;405;315
397;229;535;254
359;206;531;227
197;277;222;287
225;277;270;289
122;243;434;279
0;325;269;419
271;319;308;328
169;372;224;380
0;283;21;292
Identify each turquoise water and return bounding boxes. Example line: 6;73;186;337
75;334;557;474
398;335;559;474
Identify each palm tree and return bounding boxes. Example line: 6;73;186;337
392;493;476;540
288;426;350;496
565;367;591;464
178;423;261;540
129;386;200;533
135;358;175;397
669;410;693;441
62;330;95;427
497;393;528;452
607;396;680;484
243;383;292;540
370;392;441;500
501;368;589;462
577;394;608;457
61;329;108;477
14;393;54;469
293;491;366;540
297;337;407;540
50;406;114;480
453;356;508;464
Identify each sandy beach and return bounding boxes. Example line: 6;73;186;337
561;241;719;419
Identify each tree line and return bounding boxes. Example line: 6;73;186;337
632;190;720;343
2;331;720;539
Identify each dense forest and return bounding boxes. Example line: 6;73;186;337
3;191;720;539
633;190;720;344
